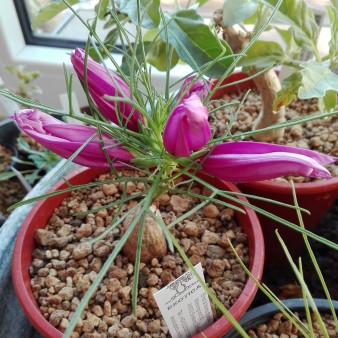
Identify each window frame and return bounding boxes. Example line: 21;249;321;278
13;0;87;49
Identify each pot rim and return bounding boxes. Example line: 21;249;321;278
242;176;338;195
225;298;338;337
12;167;265;338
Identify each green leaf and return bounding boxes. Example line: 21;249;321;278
196;0;209;5
298;61;338;99
162;9;234;78
146;39;180;71
31;0;80;29
95;0;110;20
222;0;259;26
273;71;302;110
328;0;338;66
275;27;301;57
24;171;40;185
120;42;150;76
119;0;160;29
0;171;16;181
322;90;337;112
265;0;319;50
239;40;287;68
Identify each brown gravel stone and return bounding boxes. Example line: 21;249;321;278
102;183;118;196
75;223;92;239
35;229;55;246
72;242;92;260
183;222;199;237
203;204;220;218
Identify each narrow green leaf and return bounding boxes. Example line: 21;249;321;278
31;0;80;29
162;9;234;78
222;0;259;26
273;71;302;110
265;0;319;50
119;0;160;29
239;40;287;68
298;61;338;99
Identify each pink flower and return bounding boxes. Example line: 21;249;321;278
12;109;133;169
201;141;337;183
178;76;210;102
163;93;211;157
70;48;143;132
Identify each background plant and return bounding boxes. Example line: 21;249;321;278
211;0;338;142
32;0;338;144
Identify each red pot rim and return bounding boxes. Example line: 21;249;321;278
12;167;264;338
242;175;338;196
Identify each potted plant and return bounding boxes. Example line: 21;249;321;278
12;166;265;338
225;298;338;337
0;119;21;226
202;0;338;265
1;1;337;337
0;66;60;226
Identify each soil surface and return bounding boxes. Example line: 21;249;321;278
245;310;337;337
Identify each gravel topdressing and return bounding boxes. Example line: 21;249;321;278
29;171;250;337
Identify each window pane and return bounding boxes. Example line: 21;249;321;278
21;0;224;48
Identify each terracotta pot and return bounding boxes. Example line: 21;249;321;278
225;298;338;337
12;167;264;338
211;72;338;268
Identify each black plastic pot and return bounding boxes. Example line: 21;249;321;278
0;119;19;168
225;298;338;337
0;119;20;226
0;119;20;148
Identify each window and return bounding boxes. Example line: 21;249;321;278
15;0;225;49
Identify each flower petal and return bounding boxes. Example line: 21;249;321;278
71;48;143;131
164;93;211;157
12;109;133;169
201;141;337;183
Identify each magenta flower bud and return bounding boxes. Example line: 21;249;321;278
178;75;210;102
70;48;143;132
12;109;133;169
163;93;211;157
200;141;337;183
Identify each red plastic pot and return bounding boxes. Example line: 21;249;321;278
12;167;264;338
212;72;338;268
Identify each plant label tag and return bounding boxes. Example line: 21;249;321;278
153;263;214;338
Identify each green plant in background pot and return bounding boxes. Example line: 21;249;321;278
203;0;338;265
1;0;338;337
0;65;60;225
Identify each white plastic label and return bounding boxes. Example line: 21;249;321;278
153;263;214;338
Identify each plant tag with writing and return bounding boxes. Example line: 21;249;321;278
153;263;214;338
